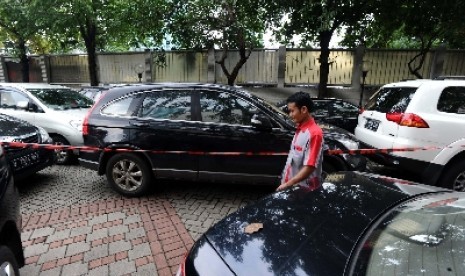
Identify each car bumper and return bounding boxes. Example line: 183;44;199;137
78;151;101;172
7;147;56;181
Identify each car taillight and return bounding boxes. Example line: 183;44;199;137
386;112;429;128
386;112;403;124
359;108;364;114
82;98;102;136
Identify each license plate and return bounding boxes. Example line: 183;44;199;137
364;119;380;131
11;151;40;171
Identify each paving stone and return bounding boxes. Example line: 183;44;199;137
46;229;72;243
84;244;109;262
24;243;49;257
125;227;146;240
18;263;41;275
136;263;158;276
109;260;136;276
66;241;91;257
39;267;63;276
108;211;126;221
87;265;109;276
128;243;151;260
86;228;108;242
108;225;129;236
123;214;141;225
31;227;55;239
38;246;67;264
70;226;92;237
109;240;132;255
61;262;88;276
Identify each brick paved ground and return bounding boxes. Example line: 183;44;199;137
18;165;272;275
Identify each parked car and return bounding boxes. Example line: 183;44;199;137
0;113;55;180
0;145;25;274
0;83;94;164
79;83;366;196
278;97;360;132
177;171;465;276
355;79;465;190
78;85;113;102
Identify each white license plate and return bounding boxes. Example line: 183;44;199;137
364;119;380;131
12;151;40;171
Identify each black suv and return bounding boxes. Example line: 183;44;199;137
0;113;55;180
0;145;24;274
80;83;366;196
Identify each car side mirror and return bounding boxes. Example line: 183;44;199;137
16;100;28;110
251;114;273;130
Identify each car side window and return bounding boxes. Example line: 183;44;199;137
365;87;417;113
313;101;329;118
200;90;259;126
139;90;192;121
101;96;135;116
0;90;30;109
331;101;359;115
437;86;465;114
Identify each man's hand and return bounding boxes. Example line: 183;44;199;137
276;183;290;191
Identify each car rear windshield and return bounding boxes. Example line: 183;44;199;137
364;87;417;113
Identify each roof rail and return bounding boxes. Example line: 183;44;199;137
433;76;465;80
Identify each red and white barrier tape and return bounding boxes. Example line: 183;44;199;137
0;141;458;156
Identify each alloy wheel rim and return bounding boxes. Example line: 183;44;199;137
453;170;465;191
0;261;15;276
112;159;143;192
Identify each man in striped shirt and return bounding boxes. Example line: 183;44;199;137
277;92;324;191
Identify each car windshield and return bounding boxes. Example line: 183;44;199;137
364;87;417;113
29;89;94;110
351;192;465;275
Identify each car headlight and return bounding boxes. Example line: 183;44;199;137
37;126;51;143
69;120;83;132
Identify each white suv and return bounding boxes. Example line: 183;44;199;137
0;83;93;164
355;79;465;190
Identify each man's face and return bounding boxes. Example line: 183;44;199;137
287;102;308;124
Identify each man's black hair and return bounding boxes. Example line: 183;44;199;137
286;91;314;111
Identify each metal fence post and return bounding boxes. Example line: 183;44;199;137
38;55;50;83
207;48;216;83
429;44;446;79
0;56;8;82
351;45;365;91
277;46;286;88
144;49;153;82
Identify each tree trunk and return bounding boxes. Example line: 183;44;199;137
82;21;99;86
318;31;332;98
18;38;30;82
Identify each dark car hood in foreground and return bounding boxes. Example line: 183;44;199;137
202;172;449;275
0;113;37;139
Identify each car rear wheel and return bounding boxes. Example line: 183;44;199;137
51;135;73;165
440;159;465;191
106;153;153;197
0;245;20;276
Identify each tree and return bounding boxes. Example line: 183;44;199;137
168;0;270;85
41;0;167;86
0;0;44;82
342;0;465;78
267;0;380;98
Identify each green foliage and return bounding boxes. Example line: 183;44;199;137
168;0;268;49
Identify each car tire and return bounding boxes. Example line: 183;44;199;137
0;245;20;276
51;135;73;165
106;153;153;197
440;159;465;191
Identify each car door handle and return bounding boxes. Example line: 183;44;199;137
129;121;150;127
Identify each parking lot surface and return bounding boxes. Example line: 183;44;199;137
18;164;273;275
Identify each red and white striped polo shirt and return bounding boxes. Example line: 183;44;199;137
282;117;324;189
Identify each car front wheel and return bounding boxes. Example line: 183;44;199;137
440;159;465;191
51;135;74;165
0;245;20;276
106;153;153;197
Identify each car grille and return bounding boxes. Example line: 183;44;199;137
4;132;39;154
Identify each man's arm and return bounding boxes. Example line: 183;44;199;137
276;165;315;191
